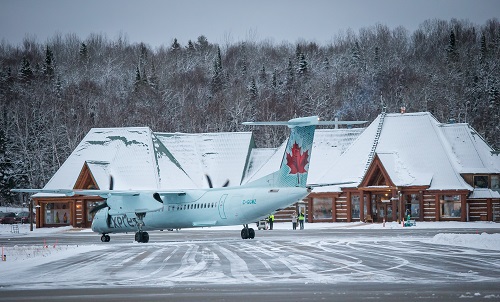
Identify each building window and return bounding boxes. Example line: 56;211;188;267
492;175;499;191
440;195;461;218
405;194;420;218
312;197;332;219
473;175;488;188
351;195;360;219
45;203;70;224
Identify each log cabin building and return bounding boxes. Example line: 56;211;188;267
305;112;500;224
30;112;499;228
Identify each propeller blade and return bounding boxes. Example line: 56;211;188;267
206;174;213;188
109;175;114;190
153;192;164;203
90;202;108;214
206;174;229;188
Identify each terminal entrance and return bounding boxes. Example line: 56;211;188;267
372;193;396;223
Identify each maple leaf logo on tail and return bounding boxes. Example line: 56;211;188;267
286;142;309;184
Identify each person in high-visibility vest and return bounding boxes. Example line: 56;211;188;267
268;214;274;230
298;212;305;230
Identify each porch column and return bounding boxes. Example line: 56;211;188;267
419;191;424;221
71;201;76;228
487;198;492;221
366;192;372;216
461;194;467;222
359;191;365;222
435;195;440;221
346;192;351;223
307;198;313;223
392;190;397;221
399;192;405;222
332;196;337;222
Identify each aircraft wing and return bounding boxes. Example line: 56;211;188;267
11;188;140;198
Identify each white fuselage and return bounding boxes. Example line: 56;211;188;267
91;186;308;234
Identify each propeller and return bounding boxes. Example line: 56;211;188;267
206;174;229;188
89;175;113;214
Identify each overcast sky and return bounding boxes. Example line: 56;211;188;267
1;0;499;49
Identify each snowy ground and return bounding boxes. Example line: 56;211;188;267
1;220;500;301
1;220;499;267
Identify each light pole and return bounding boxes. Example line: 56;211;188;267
29;197;33;232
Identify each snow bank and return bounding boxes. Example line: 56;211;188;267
427;233;500;251
0;244;108;272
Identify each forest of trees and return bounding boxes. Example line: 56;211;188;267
1;18;499;205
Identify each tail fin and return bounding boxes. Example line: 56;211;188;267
243;116;318;188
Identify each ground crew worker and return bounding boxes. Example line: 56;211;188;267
268;214;274;230
291;212;297;230
298;212;305;230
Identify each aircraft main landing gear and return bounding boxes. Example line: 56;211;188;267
241;224;255;239
101;234;110;242
135;231;149;243
133;212;150;243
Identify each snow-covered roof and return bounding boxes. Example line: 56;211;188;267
316;112;487;192
39;127;197;195
155;132;254;188
440;123;500;174
308;128;365;185
38;112;494;197
469;188;500;199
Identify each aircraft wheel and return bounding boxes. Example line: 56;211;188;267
101;234;108;242
240;228;248;239
105;235;110;242
249;228;255;239
135;231;149;243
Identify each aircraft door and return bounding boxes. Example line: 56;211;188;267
218;194;228;219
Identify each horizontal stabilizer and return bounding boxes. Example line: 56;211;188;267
317;121;367;125
243;116;319;128
308;182;355;187
243;116;367;128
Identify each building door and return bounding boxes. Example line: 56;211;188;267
377;203;393;223
375;193;393;223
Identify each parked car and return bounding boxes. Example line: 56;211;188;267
16;211;35;224
0;212;17;224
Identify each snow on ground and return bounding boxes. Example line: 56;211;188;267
1;220;499;269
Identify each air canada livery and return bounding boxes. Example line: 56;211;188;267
13;116;360;243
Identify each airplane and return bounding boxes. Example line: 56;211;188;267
13;116;364;243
